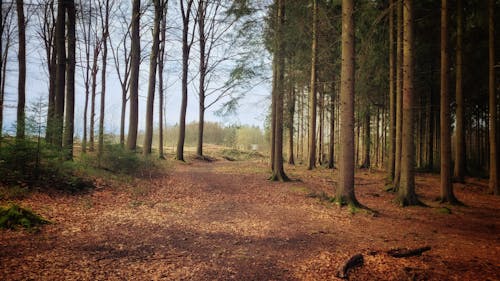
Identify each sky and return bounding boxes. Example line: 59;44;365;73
1;0;272;138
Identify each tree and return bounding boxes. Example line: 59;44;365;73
15;0;26;139
336;0;359;206
176;0;195;161
270;0;288;182
158;0;168;159
307;0;318;170
387;0;396;181
79;0;92;153
393;0;403;189
63;0;76;160
143;0;162;155
127;0;141;150
453;0;465;182
488;0;498;195
439;0;458;203
1;2;15;143
98;0;111;162
54;0;66;147
397;0;420;206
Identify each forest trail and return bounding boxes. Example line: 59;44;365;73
1;159;499;280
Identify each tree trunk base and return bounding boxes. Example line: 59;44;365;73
336;254;364;279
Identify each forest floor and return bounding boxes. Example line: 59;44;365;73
1;155;499;280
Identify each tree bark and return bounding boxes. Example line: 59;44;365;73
158;0;168;159
127;0;141;151
288;85;295;165
64;0;76;160
488;0;498;195
15;0;26;139
54;0;66;147
328;82;335;169
177;0;194;161
361;107;370;169
337;0;359;206
387;0;396;180
270;0;289;182
439;0;458;203
98;0;110;162
453;0;465;182
398;0;420;206
307;0;318;170
394;0;403;189
197;0;206;157
89;44;99;152
144;0;162;155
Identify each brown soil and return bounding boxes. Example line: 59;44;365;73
1;159;499;280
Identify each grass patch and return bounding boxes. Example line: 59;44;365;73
219;149;265;161
290;186;310;194
436;207;452;214
0;204;50;230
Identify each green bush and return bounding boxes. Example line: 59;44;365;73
100;143;141;174
0;204;50;230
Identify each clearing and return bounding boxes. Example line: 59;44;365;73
1;158;499;280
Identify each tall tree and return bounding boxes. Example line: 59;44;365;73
79;0;92;153
439;0;458;203
453;0;465;182
393;0;403;189
2;3;15;142
337;0;359;206
15;0;26;139
158;0;168;159
144;0;162;155
176;0;195;161
488;0;498;195
98;0;110;161
54;0;66;147
63;0;76;160
387;0;396;181
398;0;420;206
307;0;318;170
328;82;335;169
127;0;141;150
270;0;288;182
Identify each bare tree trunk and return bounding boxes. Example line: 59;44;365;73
288;85;295;165
307;0;318;170
319;85;325;165
89;43;100;152
453;0;465;181
398;0;420;206
82;2;92;153
387;0;396;180
337;0;359;206
439;0;459;203
270;0;288;182
144;0;162;155
177;0;194;161
361;107;370;168
64;0;76;160
97;0;110;162
393;0;403;189
197;0;206;157
127;0;141;150
16;0;26;139
328;81;335;169
158;0;168;159
54;0;66;147
488;0;498;195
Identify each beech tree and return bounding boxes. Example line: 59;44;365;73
488;0;498;195
307;0;318;170
63;0;76;160
127;0;141;150
15;0;26;139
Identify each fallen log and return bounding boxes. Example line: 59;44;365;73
387;246;431;258
336;253;364;279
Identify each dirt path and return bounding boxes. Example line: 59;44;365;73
1;160;499;280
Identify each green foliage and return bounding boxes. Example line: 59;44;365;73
0;204;49;230
437;207;452;214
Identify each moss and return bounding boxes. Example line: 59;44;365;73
437;207;452;214
0;204;50;230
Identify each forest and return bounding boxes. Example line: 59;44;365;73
0;0;499;280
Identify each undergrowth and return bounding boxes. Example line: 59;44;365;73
0;204;50;230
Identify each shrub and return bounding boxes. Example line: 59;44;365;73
0;204;50;230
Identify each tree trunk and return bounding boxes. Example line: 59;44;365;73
288;85;295;165
439;0;459;203
361;107;370;168
158;1;167;159
177;0;194;161
16;0;26;139
328;81;335;169
197;0;206;157
488;0;498;195
394;0;403;188
144;0;161;155
454;0;465;182
127;0;141;151
387;0;395;179
270;0;288;182
64;0;76;160
98;0;110;162
307;0;318;170
337;0;359;206
398;0;420;206
54;0;66;147
82;4;92;153
89;46;99;152
319;86;324;165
